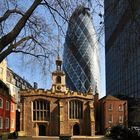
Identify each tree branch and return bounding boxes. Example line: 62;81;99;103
0;36;32;63
12;36;32;48
12;50;49;59
0;0;42;52
0;9;24;23
46;2;65;36
43;0;68;22
0;45;13;63
56;0;67;19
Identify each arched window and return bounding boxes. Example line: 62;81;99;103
32;100;50;121
56;76;61;83
69;100;83;119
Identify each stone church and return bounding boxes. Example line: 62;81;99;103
20;57;95;136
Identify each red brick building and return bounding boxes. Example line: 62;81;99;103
96;95;128;134
10;97;16;132
0;80;16;134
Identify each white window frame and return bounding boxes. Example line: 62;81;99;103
11;103;14;112
0;117;3;129
0;67;3;74
109;114;113;123
11;119;14;128
118;105;123;111
108;103;113;111
5;118;9;129
119;115;123;123
6;101;9;110
0;98;3;108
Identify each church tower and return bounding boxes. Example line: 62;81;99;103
52;55;66;93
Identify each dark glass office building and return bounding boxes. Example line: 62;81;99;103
63;6;100;94
105;0;140;126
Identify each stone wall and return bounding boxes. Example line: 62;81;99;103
20;90;95;136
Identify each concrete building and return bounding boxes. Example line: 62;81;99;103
0;80;16;133
63;5;100;94
104;0;140;126
20;57;95;136
97;95;128;134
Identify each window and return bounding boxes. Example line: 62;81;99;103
0;117;3;129
16;81;20;87
56;76;61;83
22;84;25;89
108;103;113;111
119;105;123;111
6;101;9;110
11;104;14;112
11;78;16;85
0;67;3;74
0;98;3;108
6;71;11;82
109;114;113;123
7;71;10;77
32;100;50;121
5;118;9;129
11;119;14;128
69;100;83;119
119;115;123;123
13;87;18;94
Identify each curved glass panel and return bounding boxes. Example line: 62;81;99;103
63;6;100;94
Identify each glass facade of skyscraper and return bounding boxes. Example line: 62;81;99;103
105;0;140;126
105;0;140;98
63;6;100;94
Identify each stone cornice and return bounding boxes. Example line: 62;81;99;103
20;89;94;100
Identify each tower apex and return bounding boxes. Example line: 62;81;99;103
56;54;62;71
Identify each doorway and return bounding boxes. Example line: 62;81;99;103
39;124;46;136
73;124;80;135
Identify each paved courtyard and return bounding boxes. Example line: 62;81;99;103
8;136;112;140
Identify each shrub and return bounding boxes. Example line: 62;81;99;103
109;125;140;140
105;128;111;137
8;131;18;139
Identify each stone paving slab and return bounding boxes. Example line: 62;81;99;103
8;136;112;140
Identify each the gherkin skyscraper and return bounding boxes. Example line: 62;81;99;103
63;6;100;94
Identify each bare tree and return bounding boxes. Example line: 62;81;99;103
0;0;104;88
0;0;104;63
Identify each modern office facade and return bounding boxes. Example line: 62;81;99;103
104;1;140;126
63;6;100;94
